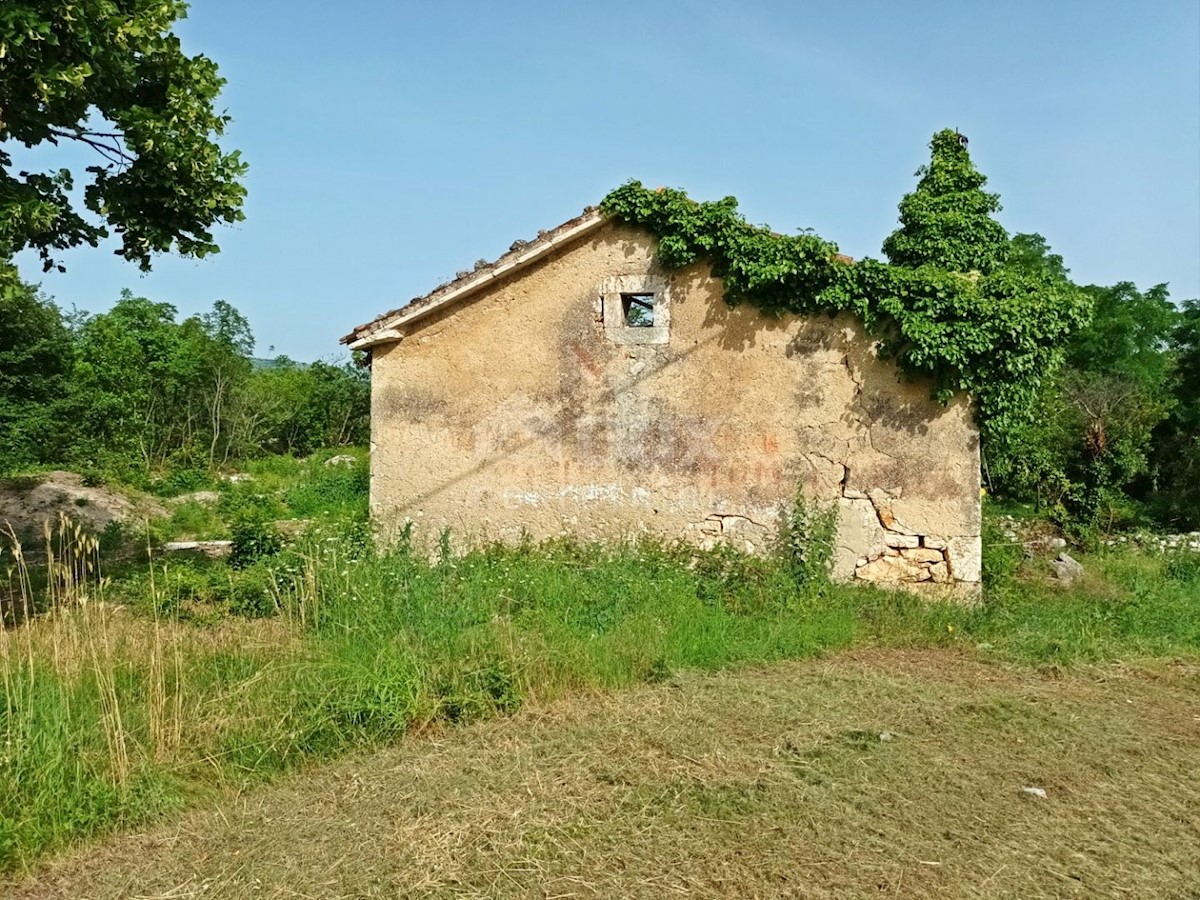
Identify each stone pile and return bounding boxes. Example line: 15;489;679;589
992;513;1200;555
1102;532;1200;553
853;500;953;585
855;538;952;584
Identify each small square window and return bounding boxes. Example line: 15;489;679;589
600;275;669;345
621;293;655;327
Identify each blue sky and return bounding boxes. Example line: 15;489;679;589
14;0;1200;360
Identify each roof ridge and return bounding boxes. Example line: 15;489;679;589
341;202;856;350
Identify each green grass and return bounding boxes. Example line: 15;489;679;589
8;651;1198;899
1;517;1198;873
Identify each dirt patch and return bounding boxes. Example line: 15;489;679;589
0;472;168;541
6;649;1198;899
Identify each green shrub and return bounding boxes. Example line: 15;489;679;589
149;467;215;498
97;520;127;556
690;541;786;612
226;564;275;617
434;660;523;724
229;518;283;569
217;484;284;523
147;562;229;617
79;469;106;488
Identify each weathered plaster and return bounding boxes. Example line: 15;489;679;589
368;222;981;596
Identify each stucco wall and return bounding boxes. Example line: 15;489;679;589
368;222;981;594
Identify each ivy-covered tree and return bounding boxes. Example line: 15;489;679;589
601;129;1090;447
881;129;1011;274
0;0;246;271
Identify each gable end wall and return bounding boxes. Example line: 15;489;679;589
369;222;982;595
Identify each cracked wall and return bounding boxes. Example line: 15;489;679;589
369;222;981;597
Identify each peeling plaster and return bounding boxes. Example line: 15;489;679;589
367;221;982;599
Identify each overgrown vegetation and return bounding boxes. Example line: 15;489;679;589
10;651;1194;900
601;130;1091;444
602;130;1198;532
2;507;1198;871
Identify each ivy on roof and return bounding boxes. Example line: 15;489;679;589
599;130;1091;440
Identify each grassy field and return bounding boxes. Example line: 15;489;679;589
2;464;1199;885
5;648;1198;899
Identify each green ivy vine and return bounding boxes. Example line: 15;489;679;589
600;129;1091;442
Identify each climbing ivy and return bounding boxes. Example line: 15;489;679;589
600;129;1090;442
882;129;1010;274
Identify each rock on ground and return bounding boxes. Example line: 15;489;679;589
1049;552;1085;586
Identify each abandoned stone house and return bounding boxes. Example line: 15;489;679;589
342;206;982;596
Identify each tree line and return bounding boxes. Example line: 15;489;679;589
1;267;369;483
989;272;1199;532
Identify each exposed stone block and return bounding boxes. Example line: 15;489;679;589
901;547;944;564
856;554;931;583
946;535;982;583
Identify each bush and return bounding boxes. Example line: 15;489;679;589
149;467;215;498
228;564;277;617
690;542;784;611
97;521;127;557
218;484;284;523
229;517;283;569
130;559;277;619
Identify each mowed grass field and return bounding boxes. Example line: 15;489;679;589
7;648;1198;900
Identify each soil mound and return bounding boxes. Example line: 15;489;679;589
0;471;168;541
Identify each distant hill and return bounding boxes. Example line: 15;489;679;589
251;357;309;370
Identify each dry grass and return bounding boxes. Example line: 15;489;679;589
7;648;1199;899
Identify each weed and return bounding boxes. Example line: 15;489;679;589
1164;548;1200;584
149;468;215;499
229;518;283;569
981;514;1023;584
282;462;368;518
773;491;836;589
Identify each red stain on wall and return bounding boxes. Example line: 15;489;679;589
570;342;602;379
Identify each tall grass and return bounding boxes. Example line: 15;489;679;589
2;516;1198;871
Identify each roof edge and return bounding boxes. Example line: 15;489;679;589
343;209;605;350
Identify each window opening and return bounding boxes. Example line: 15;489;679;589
621;293;655;327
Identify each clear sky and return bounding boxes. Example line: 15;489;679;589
13;0;1200;361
